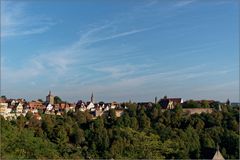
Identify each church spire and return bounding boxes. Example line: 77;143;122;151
91;92;94;103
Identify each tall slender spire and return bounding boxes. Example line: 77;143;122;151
91;92;94;103
49;90;51;96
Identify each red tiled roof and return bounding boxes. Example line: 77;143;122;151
0;98;6;103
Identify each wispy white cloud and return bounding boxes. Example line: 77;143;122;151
214;0;236;5
76;24;159;46
125;65;232;83
174;0;196;8
2;17;233;91
2;20;158;90
98;26;158;41
2;47;78;85
145;0;159;7
2;60;44;82
1;1;55;37
3;26;51;37
63;63;233;93
195;81;238;92
92;64;151;79
74;23;112;46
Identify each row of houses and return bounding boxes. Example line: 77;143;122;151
0;92;125;120
0;98;40;120
0;92;228;120
44;91;125;117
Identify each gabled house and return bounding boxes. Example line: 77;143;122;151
46;103;53;111
110;101;119;109
16;103;23;113
79;106;87;112
94;107;103;117
59;102;70;110
66;103;76;112
16;98;26;104
159;97;183;109
104;105;110;111
99;102;105;108
10;100;17;106
87;102;95;110
28;101;43;110
0;102;8;115
76;100;87;112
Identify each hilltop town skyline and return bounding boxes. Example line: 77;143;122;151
0;85;238;159
0;90;237;104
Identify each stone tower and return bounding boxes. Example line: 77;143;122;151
46;91;54;105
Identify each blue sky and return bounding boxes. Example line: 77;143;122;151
1;0;239;103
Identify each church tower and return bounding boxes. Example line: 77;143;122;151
46;91;54;105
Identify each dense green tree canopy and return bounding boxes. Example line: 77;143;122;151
54;96;62;104
1;104;239;159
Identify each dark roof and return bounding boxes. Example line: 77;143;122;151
159;99;169;109
137;102;153;108
76;100;83;106
158;98;182;109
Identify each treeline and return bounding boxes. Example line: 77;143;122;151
1;103;239;159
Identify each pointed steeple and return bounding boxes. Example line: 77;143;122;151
49;90;51;96
91;92;94;103
212;144;225;160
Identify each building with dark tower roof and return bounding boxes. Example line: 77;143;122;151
91;92;94;103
